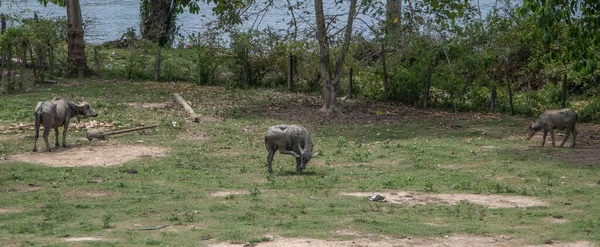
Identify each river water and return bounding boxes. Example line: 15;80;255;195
0;0;500;45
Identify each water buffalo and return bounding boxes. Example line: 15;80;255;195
527;108;578;148
264;124;318;173
33;97;98;152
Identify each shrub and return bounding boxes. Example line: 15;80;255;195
578;100;600;123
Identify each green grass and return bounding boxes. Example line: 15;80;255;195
1;80;600;246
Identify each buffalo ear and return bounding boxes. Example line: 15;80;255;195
311;152;319;158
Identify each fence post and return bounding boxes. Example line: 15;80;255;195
348;68;353;99
506;63;514;115
381;44;388;101
287;53;294;92
155;47;161;81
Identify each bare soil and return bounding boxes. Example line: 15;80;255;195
209;190;249;197
126;102;171;109
5;141;169;167
208;235;594;247
63;237;105;242
342;191;547;209
0;208;22;214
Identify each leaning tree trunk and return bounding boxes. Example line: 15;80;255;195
141;0;174;47
65;0;90;77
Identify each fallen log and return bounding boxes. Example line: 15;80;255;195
86;124;159;141
173;93;200;122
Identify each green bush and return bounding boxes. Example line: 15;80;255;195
578;100;600;123
388;66;421;105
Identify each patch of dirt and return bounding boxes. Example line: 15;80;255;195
178;130;212;141
209;190;249;197
64;189;122;199
245;93;498;126
127;102;171;109
4;141;169;167
0;134;18;140
208;235;593;247
2;183;42;193
63;237;105;242
546;216;568;224
342;191;547;209
0;208;22;214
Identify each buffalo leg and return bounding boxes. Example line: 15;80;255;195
541;131;547;147
33;128;40;153
61;124;68;147
43;126;52;152
295;157;301;171
549;129;556;147
54;127;60;147
267;148;276;173
560;129;571;147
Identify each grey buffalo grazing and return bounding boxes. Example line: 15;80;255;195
33;97;98;152
264;125;318;173
527;108;578;148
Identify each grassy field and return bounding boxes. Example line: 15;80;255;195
0;80;599;246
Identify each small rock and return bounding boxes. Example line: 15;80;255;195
370;194;386;202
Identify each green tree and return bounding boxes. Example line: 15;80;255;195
520;0;600;106
140;0;249;46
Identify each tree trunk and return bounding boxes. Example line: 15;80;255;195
561;73;567;108
385;0;402;46
315;0;357;114
423;63;433;109
381;43;389;101
288;53;294;92
65;0;90;77
506;68;514;115
490;85;496;112
348;68;353;99
141;0;174;47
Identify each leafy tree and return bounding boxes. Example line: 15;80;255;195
520;0;600;106
140;0;250;46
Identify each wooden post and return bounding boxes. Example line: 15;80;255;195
29;46;38;83
287;53;294;92
241;47;249;87
19;45;26;90
490;84;496;112
348;68;353;99
155;47;161;81
506;64;514;115
197;48;202;84
561;73;567;108
381;44;389;101
423;63;433;109
48;47;54;80
173;93;200;122
0;14;5;85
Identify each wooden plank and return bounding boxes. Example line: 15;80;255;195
173;93;200;122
